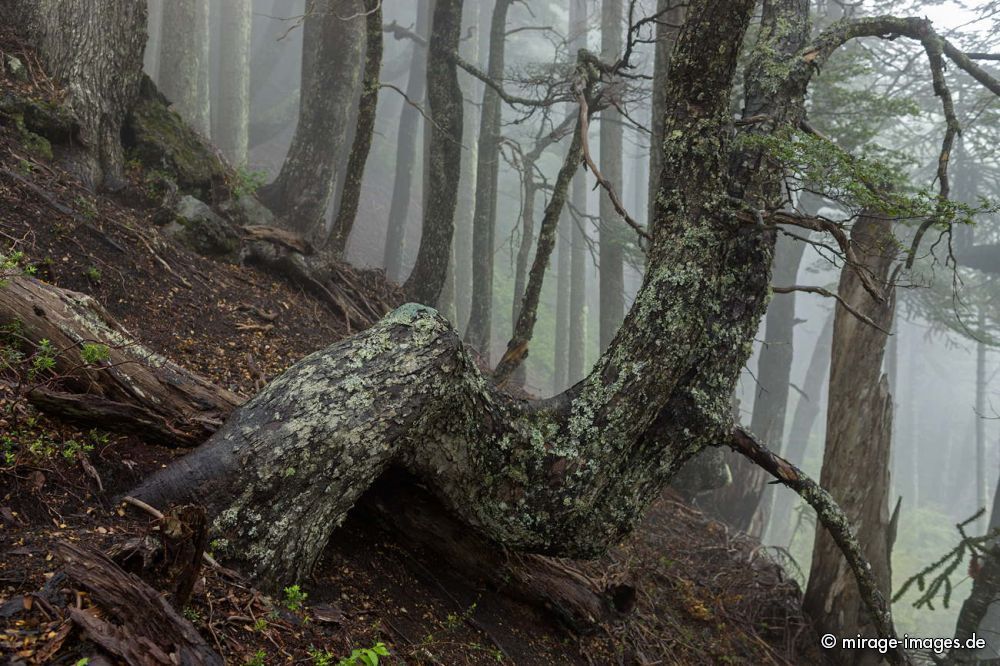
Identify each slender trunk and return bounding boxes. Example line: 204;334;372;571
495;119;585;384
647;0;685;228
977;311;988;532
512;166;538;388
703;233;805;535
803;212;897;663
464;0;513;358
216;0;251;164
453;0;480;332
258;0;366;237
767;309;834;546
567;0;589;385
383;0;432;282
330;0;383;254
598;0;624;352
554;209;571;393
144;0;162;81
160;0;211;137
402;0;465;305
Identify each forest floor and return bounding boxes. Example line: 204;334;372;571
0;30;823;666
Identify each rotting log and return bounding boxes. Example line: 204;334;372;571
55;541;223;666
0;272;241;445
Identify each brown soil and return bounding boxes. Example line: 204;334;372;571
0;29;824;666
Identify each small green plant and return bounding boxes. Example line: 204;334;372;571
182;606;202;623
75;196;98;220
245;649;267;666
283;584;308;611
29;338;57;379
252;617;267;632
308;647;335;666
61;438;94;461
336;642;389;666
17;159;34;175
83;265;102;283
74;659;90;666
80;342;110;365
231;166;268;199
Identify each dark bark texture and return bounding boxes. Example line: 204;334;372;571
330;0;383;254
403;0;465;305
3;0;147;188
803;212;897;664
463;0;513;358
259;0;365;237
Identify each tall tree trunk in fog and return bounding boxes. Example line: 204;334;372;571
330;0;383;254
598;0;624;352
403;0;465;305
453;1;479;332
464;0;513;359
554;211;571;393
216;0;251;164
647;0;685;227
767;309;834;546
144;0;162;80
803;212;896;664
977;311;988;532
259;0;366;238
567;0;589;385
160;0;211;137
384;0;432;282
3;0;146;188
701;233;805;535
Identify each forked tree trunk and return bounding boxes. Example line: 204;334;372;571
329;0;383;254
464;0;513;359
383;0;432;283
403;0;465;305
131;0;776;590
2;0;147;188
259;0;366;237
803;212;897;664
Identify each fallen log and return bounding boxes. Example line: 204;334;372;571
55;541;222;666
0;272;241;445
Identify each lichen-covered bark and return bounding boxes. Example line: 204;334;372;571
259;0;365;237
803;212;897;664
403;0;465;305
646;0;685;228
463;0;513;359
134;0;771;589
703;233;806;535
3;0;147;188
329;0;383;254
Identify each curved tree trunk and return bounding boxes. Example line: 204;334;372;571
803;211;897;664
216;0;252;165
567;0;590;386
329;0;383;254
402;0;465;305
464;0;513;359
383;0;431;283
131;0;776;592
2;0;147;188
258;0;366;237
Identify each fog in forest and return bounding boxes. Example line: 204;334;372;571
7;0;1000;662
138;0;1000;642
